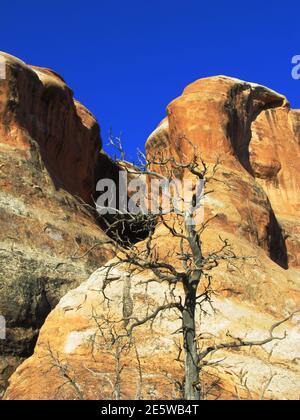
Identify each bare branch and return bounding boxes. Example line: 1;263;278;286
198;311;300;362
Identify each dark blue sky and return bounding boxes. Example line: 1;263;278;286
1;0;299;158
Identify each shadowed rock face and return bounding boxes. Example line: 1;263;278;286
0;52;102;205
0;53;117;395
4;76;300;400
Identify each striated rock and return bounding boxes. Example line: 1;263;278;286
0;53;117;395
5;76;300;400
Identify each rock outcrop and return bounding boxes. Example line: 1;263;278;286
146;76;300;268
0;53;117;395
4;76;300;400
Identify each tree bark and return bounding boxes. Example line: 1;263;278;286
183;206;202;400
183;277;200;400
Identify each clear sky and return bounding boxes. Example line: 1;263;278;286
1;0;299;158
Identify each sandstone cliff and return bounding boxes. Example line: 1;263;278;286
4;75;300;400
0;53;117;395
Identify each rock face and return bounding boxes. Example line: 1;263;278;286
4;76;300;400
0;53;116;395
0;53;101;205
146;76;300;268
4;249;300;400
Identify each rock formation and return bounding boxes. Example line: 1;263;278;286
146;76;300;268
2;71;300;400
0;53;117;395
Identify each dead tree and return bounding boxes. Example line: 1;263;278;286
81;134;299;400
45;343;84;400
89;311;133;400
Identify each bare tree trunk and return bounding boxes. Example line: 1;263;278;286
113;346;122;400
183;276;200;400
183;206;202;400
